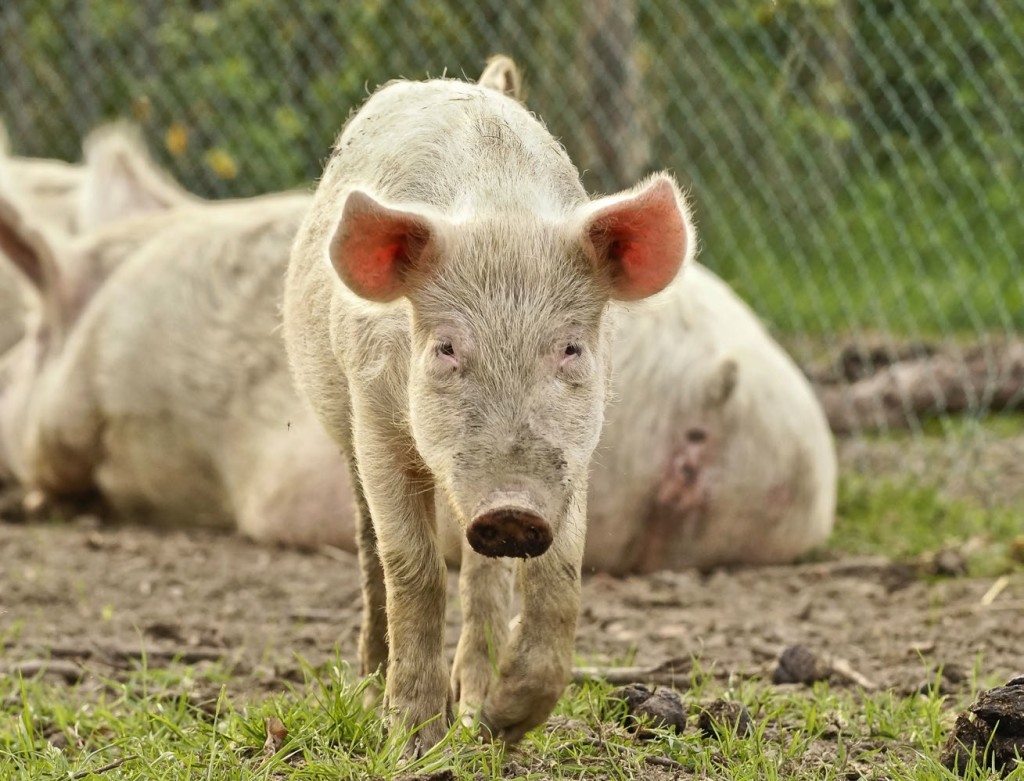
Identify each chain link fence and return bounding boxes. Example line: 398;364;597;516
2;0;1023;513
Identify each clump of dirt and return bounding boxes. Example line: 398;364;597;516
697;699;753;738
772;645;830;685
609;683;687;738
941;676;1024;776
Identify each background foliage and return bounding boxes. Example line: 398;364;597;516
1;0;1022;339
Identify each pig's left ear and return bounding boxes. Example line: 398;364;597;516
578;173;694;301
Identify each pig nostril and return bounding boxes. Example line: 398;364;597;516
478;525;498;541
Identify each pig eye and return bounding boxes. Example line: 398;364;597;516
436;339;455;358
564;343;582;357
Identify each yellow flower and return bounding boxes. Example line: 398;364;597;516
165;122;188;157
205;148;238;180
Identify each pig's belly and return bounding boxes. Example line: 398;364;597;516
96;417;234;529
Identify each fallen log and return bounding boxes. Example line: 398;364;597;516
814;341;1024;434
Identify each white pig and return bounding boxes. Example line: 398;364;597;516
283;75;693;751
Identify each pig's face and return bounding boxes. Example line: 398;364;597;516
407;219;611;557
327;175;692;560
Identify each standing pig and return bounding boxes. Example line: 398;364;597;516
282;77;693;750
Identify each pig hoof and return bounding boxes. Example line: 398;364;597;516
397;716;449;760
467;509;552;558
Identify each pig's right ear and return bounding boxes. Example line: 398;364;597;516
0;191;61;297
704;357;739;409
327;190;442;302
478;55;523;100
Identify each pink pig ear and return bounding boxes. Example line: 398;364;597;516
580;174;693;301
327;190;441;302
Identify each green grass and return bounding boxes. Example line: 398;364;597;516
3;656;1021;781
825;411;1024;576
829;475;1023;576
702;159;1024;338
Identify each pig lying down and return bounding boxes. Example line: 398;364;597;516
0;183;357;546
585;261;837;573
0;122;195;353
282;74;694;750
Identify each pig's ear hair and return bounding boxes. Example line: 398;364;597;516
578;173;694;301
327;190;442;302
78;121;195;231
478;55;523;101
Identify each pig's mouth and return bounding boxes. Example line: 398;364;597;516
466;493;553;558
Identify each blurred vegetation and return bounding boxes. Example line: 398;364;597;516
1;0;1021;336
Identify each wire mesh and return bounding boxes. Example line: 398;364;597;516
1;0;1022;510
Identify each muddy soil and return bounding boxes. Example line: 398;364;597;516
1;508;1022;778
2;511;1020;695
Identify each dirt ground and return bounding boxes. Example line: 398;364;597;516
2;504;1020;709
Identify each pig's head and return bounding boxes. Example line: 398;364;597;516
327;174;693;558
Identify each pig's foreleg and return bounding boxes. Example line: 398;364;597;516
356;435;450;755
480;503;584;743
451;540;514;723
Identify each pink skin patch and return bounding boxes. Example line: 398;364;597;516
345;239;405;298
632;427;712;574
559;346;581;370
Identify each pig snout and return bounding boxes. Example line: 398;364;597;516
467;504;553;558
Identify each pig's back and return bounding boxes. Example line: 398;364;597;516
326;79;587;217
76;194;311;526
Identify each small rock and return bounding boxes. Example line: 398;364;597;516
941;676;1024;776
395;771;455;781
697;699;753;739
931;549;968;577
610;682;655;712
45;730;69;750
971;683;1024;732
772;645;829;685
609;683;687;738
